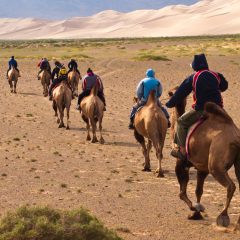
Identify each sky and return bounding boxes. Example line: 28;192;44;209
0;0;199;19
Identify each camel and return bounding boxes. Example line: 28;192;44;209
39;69;51;97
68;67;81;97
80;85;105;144
8;67;19;93
134;91;168;177
168;87;240;229
52;80;72;129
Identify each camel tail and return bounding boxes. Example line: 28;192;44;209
93;102;99;122
91;85;98;96
234;140;240;187
146;90;156;106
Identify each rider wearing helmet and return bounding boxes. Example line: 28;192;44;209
48;63;67;100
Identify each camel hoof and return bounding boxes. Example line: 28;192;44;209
86;136;91;141
14;91;17;94
156;172;164;178
216;213;230;227
188;211;204;220
91;138;98;143
99;138;105;144
142;168;151;172
11;89;13;93
57;119;60;124
66;126;70;130
193;203;205;212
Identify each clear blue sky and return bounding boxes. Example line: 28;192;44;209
0;0;199;19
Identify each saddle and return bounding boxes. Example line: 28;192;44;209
186;117;207;158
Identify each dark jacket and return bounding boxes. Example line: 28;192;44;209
9;58;17;69
166;54;228;111
51;67;61;80
68;60;78;70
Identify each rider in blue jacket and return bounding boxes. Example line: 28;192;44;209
7;56;20;78
128;68;170;129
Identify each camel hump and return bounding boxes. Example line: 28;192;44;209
204;102;233;123
90;84;98;96
146;90;156;106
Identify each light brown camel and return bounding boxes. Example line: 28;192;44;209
80;85;105;144
8;67;19;93
52;80;72;129
169;87;240;229
134;91;168;177
68;66;81;97
39;69;51;97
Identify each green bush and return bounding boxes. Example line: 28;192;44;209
134;53;171;61
0;206;122;240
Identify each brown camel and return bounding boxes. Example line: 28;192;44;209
80;85;105;144
8;67;19;93
134;91;168;177
52;81;72;129
169;87;240;229
68;67;81;97
39;69;51;97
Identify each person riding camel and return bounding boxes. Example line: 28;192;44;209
128;68;170;130
37;58;51;80
67;59;81;75
48;61;65;101
7;56;20;79
166;53;228;161
76;68;106;111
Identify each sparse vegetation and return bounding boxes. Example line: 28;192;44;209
0;206;122;240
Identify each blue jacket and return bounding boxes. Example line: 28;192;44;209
166;54;228;111
9;58;17;68
136;69;163;102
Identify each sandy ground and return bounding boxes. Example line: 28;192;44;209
0;54;240;240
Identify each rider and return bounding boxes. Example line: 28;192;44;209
37;58;51;79
67;59;81;75
166;53;228;161
76;68;106;111
48;61;65;100
128;68;170;130
7;56;20;79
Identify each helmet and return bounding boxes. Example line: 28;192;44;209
55;61;61;67
59;67;67;76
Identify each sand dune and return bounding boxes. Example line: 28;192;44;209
0;0;239;39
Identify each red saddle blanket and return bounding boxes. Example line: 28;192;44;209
186;118;206;158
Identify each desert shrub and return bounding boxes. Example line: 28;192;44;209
0;206;122;240
134;53;171;61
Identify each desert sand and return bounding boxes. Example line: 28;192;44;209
0;0;240;39
0;38;240;239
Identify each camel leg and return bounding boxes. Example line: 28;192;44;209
99;117;104;144
134;130;150;171
53;101;60;123
153;142;164;178
211;170;236;227
91;119;98;143
189;171;208;220
66;107;70;130
175;159;194;211
9;80;13;93
82;115;91;141
147;140;152;162
14;80;17;93
58;105;65;128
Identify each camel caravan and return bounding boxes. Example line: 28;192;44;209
6;53;240;230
